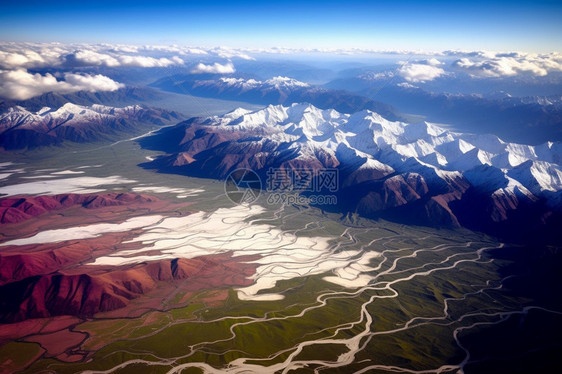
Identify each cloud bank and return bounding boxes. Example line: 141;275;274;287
0;43;187;70
2;42;561;100
0;69;124;100
67;50;185;68
452;53;562;77
0;43;189;99
0;43;263;70
363;52;562;84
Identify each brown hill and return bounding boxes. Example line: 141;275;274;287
0;192;157;224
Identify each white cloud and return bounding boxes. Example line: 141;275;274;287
425;58;444;66
141;45;183;53
211;47;255;60
0;43;186;70
0;45;65;69
184;48;208;55
70;50;120;67
452;53;562;77
108;45;139;53
0;50;46;69
68;50;184;67
0;69;124;100
63;73;124;92
117;54;184;67
190;61;235;74
398;59;445;83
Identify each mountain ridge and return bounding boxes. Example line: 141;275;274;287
150;75;403;121
0;86;167;114
0;102;181;149
139;103;562;243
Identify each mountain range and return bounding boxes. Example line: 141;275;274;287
0;87;167;114
139;103;562;243
150;75;402;121
0;102;181;149
325;77;562;145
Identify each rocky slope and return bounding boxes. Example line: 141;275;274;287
0;255;256;323
140;103;562;242
0;192;157;224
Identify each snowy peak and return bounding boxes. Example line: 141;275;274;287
446;148;493;171
1;103;146;125
51;102;98;118
265;76;310;88
285;103;343;139
37;106;52;116
508;160;562;194
223;107;253;120
216;103;348;139
402;121;446;142
212;76;309;92
222;104;289;129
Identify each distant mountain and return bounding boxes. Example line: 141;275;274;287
0;103;181;149
232;59;337;84
139;103;562;243
325;78;562;145
150;75;402;121
0;86;167;114
518;94;562;108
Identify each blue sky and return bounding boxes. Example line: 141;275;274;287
1;0;561;52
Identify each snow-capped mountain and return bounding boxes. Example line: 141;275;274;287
141;103;562;241
0;103;180;149
201;76;310;91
